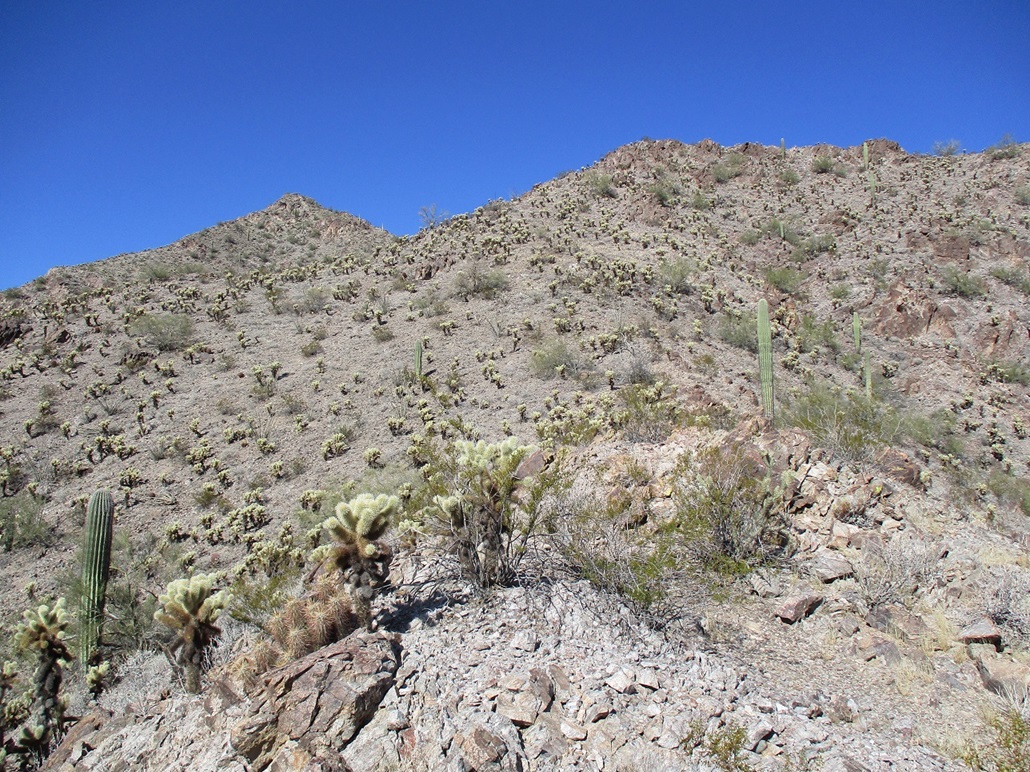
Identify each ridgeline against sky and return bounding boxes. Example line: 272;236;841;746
1;0;1027;290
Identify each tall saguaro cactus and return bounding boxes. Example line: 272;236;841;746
757;299;775;420
852;312;862;354
80;490;114;668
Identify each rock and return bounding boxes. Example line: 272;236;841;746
496;691;542;727
605;669;637;694
776;593;823;624
232;631;401;767
514;450;547;480
560;721;588;741
975;653;1030;701
747;718;776;751
959;618;1002;648
853;634;902;666
866;605;930;642
810;549;854;583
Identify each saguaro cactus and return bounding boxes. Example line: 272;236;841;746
80;490;114;668
757;299;775;420
414;340;423;380
852;312;862;354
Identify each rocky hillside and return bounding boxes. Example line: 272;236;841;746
1;137;1030;770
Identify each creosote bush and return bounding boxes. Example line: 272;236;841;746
671;444;793;575
128;313;195;352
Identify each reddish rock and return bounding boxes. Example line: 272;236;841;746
958;618;1002;648
776;593;823;624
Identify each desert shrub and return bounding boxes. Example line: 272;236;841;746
990;265;1030;295
812;155;845;176
940;266;987;298
613;382;685;442
982;567;1030;644
933;139;961;156
585;171;616;198
0;490;52;552
796;314;838;354
903;408;964;456
530;339;587;379
761;217;803;246
982;360;1030;386
855;535;939;610
987;133;1021;160
711;153;745;183
987;471;1030;516
455;264;509;300
786;384;901;463
649;176;681;206
658;257;695;295
670;444;793;575
691;191;712;210
962;709;1030;771
1015;186;1030;206
717;311;758;352
129;313;195;352
546;469;680;614
765;266;806;295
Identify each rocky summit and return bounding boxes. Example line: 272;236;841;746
1;138;1029;770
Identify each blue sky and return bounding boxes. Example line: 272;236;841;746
1;1;1027;290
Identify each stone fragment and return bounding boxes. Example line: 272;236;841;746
854;634;902;665
810;549;854;583
496;692;541;728
776;593;823;623
605;669;636;694
747;718;775;751
958;618;1002;648
560;721;588;741
975;654;1030;701
635;668;660;691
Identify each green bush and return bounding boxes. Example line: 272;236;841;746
129;313;195;352
712;153;745;183
962;709;1030;771
987;133;1021;160
585;171;616;198
990;265;1030;295
717;312;758;352
940;266;987;298
786;384;901;463
530;340;587;379
454;264;509;300
764;266;806;295
670;445;792;575
0;490;53;552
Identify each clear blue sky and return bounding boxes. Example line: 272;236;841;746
1;1;1027;290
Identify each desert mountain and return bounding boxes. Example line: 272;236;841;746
1;137;1029;770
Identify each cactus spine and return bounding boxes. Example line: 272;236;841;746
80;490;114;668
852;312;862;354
757;299;775;420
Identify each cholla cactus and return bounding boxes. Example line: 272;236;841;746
15;598;71;751
154;574;231;693
265;574;358;664
428;438;538;588
309;493;398;629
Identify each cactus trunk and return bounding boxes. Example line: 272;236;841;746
80;490;114;668
414;340;423;379
757;299;775;420
852;312;862;353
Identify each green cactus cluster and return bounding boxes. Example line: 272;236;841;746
427;437;537;588
79;490;114;669
15;598;71;754
154;574;230;693
309;493;398;628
